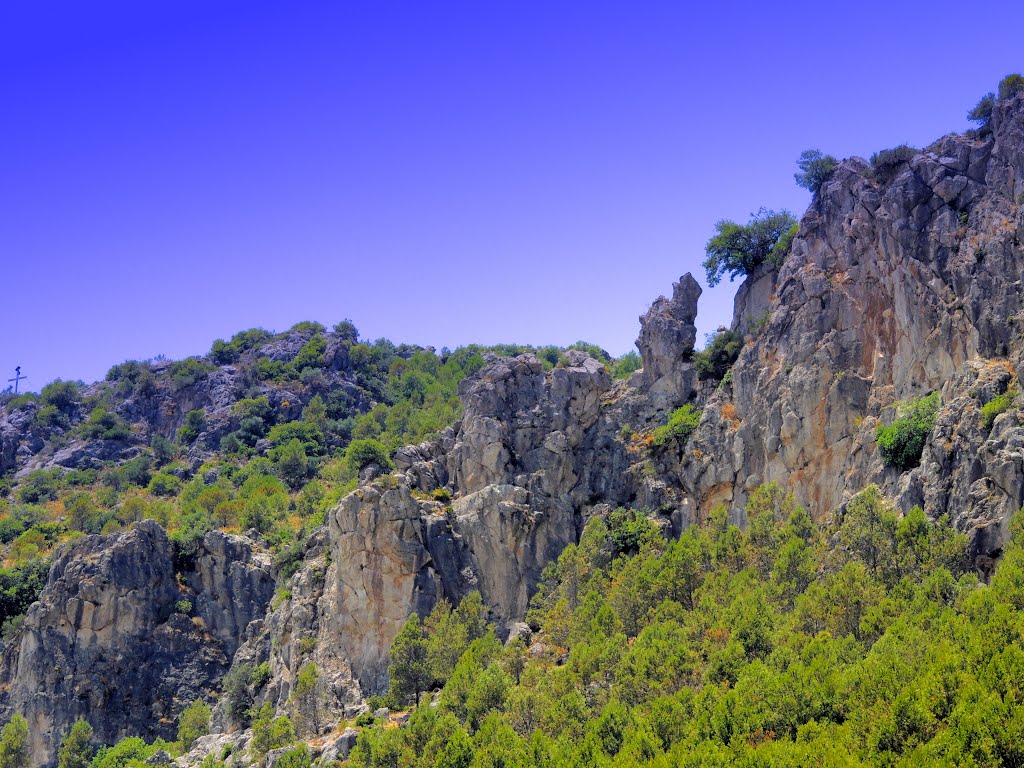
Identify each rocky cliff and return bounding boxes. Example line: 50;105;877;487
0;520;273;761
2;91;1024;766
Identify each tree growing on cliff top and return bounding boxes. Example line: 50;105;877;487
703;208;797;286
794;149;838;195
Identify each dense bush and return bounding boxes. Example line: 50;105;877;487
652;405;701;447
875;392;940;470
968;92;995;136
176;409;206;445
998;73;1024;101
692;328;742;381
348;481;997;767
870;145;918;183
794;149;838;194
703;208;798;286
82;407;130;441
981;386;1015;430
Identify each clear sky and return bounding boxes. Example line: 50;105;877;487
2;1;1022;391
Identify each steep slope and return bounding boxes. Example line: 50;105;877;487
1;90;1023;766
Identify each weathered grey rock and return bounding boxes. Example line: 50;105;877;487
637;273;701;408
0;521;274;767
319;727;360;764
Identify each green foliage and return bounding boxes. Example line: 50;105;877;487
17;468;64;503
292;661;321;734
998;73;1024;101
249;702;295;758
40;380;80;413
875;392;940;470
345;438;393;475
0;714;29;768
168;357;214;390
176;409;206;445
148;472;182;497
968;92;996;135
82;407;130;441
610;351;642;380
271;744;311;768
703;208;798;286
982;386;1015;430
57;718;94;768
355;481;997;767
176;699;211;750
693;328;742;381
652;405;701;447
794;149;838;194
870;145;918;183
292;334;328;371
389;614;431;706
222;664;254;727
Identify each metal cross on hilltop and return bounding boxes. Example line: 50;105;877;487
7;367;26;394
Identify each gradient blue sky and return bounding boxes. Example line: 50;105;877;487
3;1;1022;391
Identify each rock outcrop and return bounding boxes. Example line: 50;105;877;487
0;521;273;765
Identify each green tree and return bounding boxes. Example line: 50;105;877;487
692;328;742;381
998;73;1024;101
794;149;838;195
249;702;296;757
0;714;29;768
292;662;321;735
57;719;94;768
703;208;798;286
875;392;939;471
389;614;431;705
177;699;211;750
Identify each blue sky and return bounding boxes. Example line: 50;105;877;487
2;1;1022;390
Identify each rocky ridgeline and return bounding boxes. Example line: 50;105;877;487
0;329;364;480
2;93;1024;765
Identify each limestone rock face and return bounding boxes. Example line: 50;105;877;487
682;93;1024;549
637;273;701;408
0;520;273;767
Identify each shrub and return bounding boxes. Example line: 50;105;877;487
870;145;917;184
652;404;702;447
176;409;206;445
875;392;940;470
998;73;1024;101
693;328;742;381
292;334;328;371
82;407;130;441
345;438;393;475
40;380;79;412
703;208;798;286
981;387;1015;430
794;149;838;195
177;699;211;750
151;433;175;464
148;472;183;497
17;468;64;503
249;702;295;757
968;92;995;136
333;319;359;343
175;599;193;614
169;357;214;390
610;351;642;380
209;339;238;365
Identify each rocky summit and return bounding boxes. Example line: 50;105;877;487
2;87;1024;766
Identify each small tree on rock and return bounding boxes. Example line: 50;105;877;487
703;208;797;286
794;149;838;195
